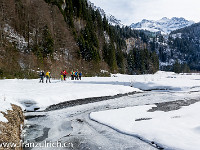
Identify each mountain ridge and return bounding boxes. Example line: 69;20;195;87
130;17;195;34
87;0;123;27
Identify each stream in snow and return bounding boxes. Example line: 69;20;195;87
23;88;200;150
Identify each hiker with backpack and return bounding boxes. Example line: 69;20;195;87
75;71;78;80
39;71;45;83
63;70;68;80
71;70;75;80
79;72;82;80
71;70;73;80
60;70;64;81
46;71;51;83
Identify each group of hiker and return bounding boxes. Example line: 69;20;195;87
60;70;82;81
70;70;82;80
39;71;51;83
39;70;82;83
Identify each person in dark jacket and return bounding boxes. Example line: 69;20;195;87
39;71;45;83
75;71;78;80
79;72;82;80
71;70;74;80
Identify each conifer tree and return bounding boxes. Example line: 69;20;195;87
127;51;135;74
41;25;54;58
173;60;181;73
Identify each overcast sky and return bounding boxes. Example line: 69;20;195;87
90;0;200;25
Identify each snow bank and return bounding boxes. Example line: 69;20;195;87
90;102;200;150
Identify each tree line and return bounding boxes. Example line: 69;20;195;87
41;0;160;74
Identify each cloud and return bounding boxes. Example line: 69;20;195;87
90;0;200;25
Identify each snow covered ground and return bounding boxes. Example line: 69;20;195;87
90;72;200;150
1;71;200;115
1;71;200;149
90;102;200;150
0;75;141;120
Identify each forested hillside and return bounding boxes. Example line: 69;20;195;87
142;22;200;73
169;23;200;70
0;0;159;78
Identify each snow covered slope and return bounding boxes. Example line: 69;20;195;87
130;17;194;34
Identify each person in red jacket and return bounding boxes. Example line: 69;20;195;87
63;70;68;80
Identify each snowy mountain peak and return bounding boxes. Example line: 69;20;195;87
130;17;195;34
159;17;170;22
161;17;168;20
87;0;123;27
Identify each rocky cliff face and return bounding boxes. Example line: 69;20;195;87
125;38;147;53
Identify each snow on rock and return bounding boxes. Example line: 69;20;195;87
0;98;12;122
4;24;29;51
104;31;110;44
90;102;200;150
0;98;12;113
0;113;8;123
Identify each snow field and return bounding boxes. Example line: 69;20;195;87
90;102;200;150
1;70;200;149
0;76;140;121
89;71;200;150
